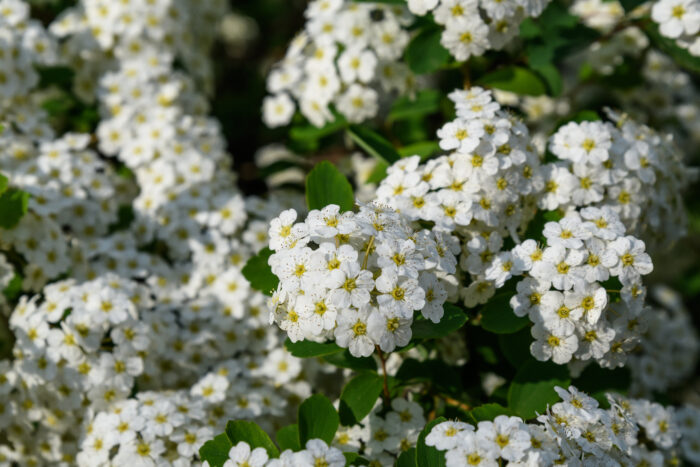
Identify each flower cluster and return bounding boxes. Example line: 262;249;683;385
428;385;693;465
407;0;551;61
507;207;653;367
652;0;700;57
262;0;417;128
376;87;542;239
268;203;458;357
544;111;694;249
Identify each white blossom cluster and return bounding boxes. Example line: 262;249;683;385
427;385;695;466
262;0;417;128
508;207;653;367
268;203;459;357
544;110;694;249
407;0;551;61
652;0;700;56
627;286;699;396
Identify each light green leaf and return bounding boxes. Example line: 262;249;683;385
338;373;384;426
468;403;514;423
476;66;548;96
305;161;355;212
507;360;570;419
347;125;401;164
298;394;339;445
225;420;280;458
241;247;279;296
276;424;301;452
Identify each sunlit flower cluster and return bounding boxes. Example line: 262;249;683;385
652;0;700;57
268;203;458;357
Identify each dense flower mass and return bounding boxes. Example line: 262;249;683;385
0;0;698;466
268;203;458;356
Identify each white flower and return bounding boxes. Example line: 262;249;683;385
426;421;475;450
476;415;531;462
328;261;374;309
262;93;295;128
367;308;412;352
224;441;269;467
334;305;375;357
375;269;425;318
531;322;579;364
605;236;653;283
293;439;345;467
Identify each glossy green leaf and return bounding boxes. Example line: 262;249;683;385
225;420;280;458
338;373;384;426
405;26;451;74
411;303;468;340
347;125;401;164
468;403;514;423
241;247;279;296
507;360;570;419
276;424;301;452
298;394;339;444
397;448;417;467
416;417;447;467
305;161;355;212
199;433;233;467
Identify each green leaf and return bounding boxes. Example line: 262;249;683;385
305;161;355;212
323;349;377;371
241;247;279;296
347;125;401;164
507;360;570;419
225;420;280;458
0;188;29;229
530;63;563;97
480;292;529;334
2;275;23;303
411;303;468;340
394;359;463;395
397;448;418;467
285;338;343;358
290;115;347;141
298;394;339;445
416;417;447;467
642;20;700;73
397;141;442;160
388;90;442;122
498;326;532;367
468;403;514;423
476;66;547;96
338;373;384;426
366;161;388;184
0;173;8;195
619;0;646;11
405;25;451;74
276;424;301;452
199;433;233;467
343;452;370;465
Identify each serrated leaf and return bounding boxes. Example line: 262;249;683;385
225;420;279;458
0;188;29;229
476;66;547;96
305;161;355;212
276;424;301;452
241;247;278;296
468;403;514;423
298;394;339;444
285;338;343;358
416;417;447;467
347;125;401;164
480;292;529;334
198;433;233;467
405;25;452;74
507;360;570;419
411;303;468;340
338;373;384;426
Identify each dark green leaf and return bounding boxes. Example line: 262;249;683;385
480;292;529;334
225;420;280;458
241;247;279;296
0;188;29;229
519;18;542;39
285;338;343;358
276;424;301;452
305;161;355;212
339;373;384;426
499;326;532;367
388;90;442;122
199;433;233;467
530;63;563;97
507;360;570;419
468;403;514;423
394;359;462;395
343;452;370;465
397;141;441;160
411;303;468;340
347;125;401;164
0;173;7;195
476;66;547;96
405;26;451;74
2;275;22;303
397;448;417;467
323;349;377;371
416;417;447;467
290;115;347;141
619;0;647;11
298;394;339;444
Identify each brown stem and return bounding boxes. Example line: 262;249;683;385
376;346;391;406
441;395;472;412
